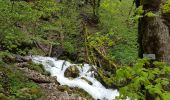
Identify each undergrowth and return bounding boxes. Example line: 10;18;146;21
99;58;170;100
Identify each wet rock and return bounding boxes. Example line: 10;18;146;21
81;77;92;85
64;65;80;78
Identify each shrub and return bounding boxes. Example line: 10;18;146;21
100;59;170;100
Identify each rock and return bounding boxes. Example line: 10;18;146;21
81;77;92;85
15;62;29;68
2;55;31;63
17;67;55;83
14;62;87;100
40;83;86;100
57;85;69;92
64;65;80;78
15;55;31;62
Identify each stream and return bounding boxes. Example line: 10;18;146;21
31;56;120;100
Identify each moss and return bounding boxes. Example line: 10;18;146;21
57;85;93;99
162;0;170;13
0;63;44;100
57;85;70;92
70;87;93;100
145;11;157;17
27;62;51;76
11;87;43;100
64;65;80;78
0;93;9;100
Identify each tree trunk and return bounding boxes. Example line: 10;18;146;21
138;0;170;65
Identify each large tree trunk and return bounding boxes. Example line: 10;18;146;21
138;0;170;65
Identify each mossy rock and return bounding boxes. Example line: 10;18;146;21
81;77;92;85
64;65;80;78
57;85;69;92
27;62;50;76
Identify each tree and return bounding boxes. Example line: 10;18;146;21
137;0;170;65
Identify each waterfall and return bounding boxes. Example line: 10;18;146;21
31;56;120;100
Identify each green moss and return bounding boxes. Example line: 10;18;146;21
27;62;50;76
57;85;93;99
10;87;43;100
0;93;9;100
162;0;170;13
70;88;93;100
0;64;44;100
145;11;157;17
57;85;70;92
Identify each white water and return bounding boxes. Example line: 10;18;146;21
31;56;120;100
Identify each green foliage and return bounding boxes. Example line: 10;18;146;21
0;51;10;60
99;0;138;64
1;0;138;64
136;6;144;15
101;59;170;100
57;1;81;54
0;0;61;55
88;32;115;48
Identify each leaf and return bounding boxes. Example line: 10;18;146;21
161;92;170;100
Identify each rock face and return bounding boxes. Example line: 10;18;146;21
17;67;55;83
64;65;80;78
16;62;87;100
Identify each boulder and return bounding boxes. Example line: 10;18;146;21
64;65;80;78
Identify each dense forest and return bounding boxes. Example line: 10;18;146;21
1;0;170;100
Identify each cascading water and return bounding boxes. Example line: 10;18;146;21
31;56;120;100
